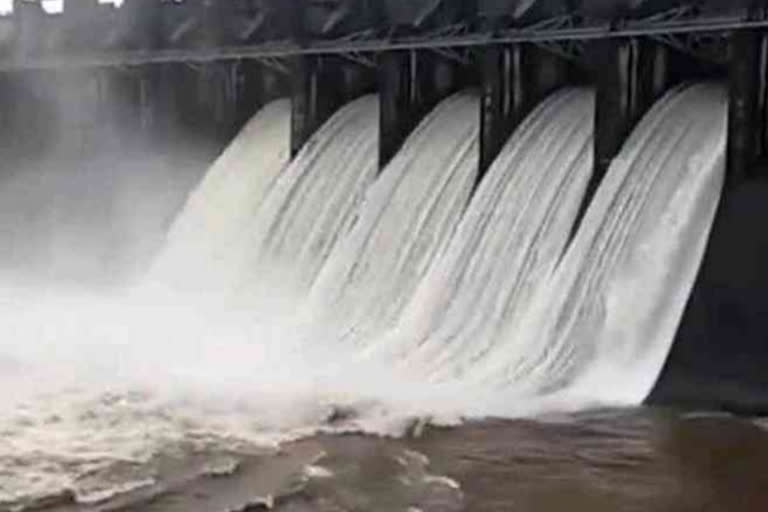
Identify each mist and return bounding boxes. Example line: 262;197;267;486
0;67;222;289
0;57;309;504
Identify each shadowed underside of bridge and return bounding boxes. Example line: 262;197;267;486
1;0;767;413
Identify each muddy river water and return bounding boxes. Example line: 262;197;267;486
11;408;767;512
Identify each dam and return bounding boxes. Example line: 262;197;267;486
5;0;758;411
0;1;767;509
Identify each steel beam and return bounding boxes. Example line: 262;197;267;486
571;37;672;240
290;55;374;156
728;29;766;183
0;14;765;71
478;43;570;182
378;49;466;170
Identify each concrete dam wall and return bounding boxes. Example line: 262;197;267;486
0;0;766;413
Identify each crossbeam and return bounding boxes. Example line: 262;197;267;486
1;13;766;71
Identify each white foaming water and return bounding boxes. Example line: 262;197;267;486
0;288;336;505
0;85;728;507
308;92;480;342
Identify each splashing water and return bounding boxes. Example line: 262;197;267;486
0;85;728;506
308;91;480;343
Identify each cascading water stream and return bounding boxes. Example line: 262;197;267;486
149;94;380;303
0;78;731;508
456;83;728;414
307;92;480;343
148;99;291;293
0;96;382;504
239;95;380;300
368;88;595;380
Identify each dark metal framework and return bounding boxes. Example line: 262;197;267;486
0;7;765;71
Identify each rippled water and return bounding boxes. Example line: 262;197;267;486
3;408;767;511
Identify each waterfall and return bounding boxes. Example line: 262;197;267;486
382;88;596;382
308;92;480;342
148;98;291;293
150;95;380;301
308;84;727;421
35;83;727;422
240;95;380;300
464;83;728;414
0;77;731;506
146;83;726;421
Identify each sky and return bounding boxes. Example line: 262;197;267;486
0;0;124;16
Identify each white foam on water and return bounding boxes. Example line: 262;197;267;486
0;288;313;505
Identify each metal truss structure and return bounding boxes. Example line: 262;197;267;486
1;6;766;72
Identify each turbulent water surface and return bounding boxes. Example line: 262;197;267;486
3;410;768;511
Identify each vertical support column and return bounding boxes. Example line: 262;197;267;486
478;43;569;183
235;61;263;131
99;68;133;153
0;72;29;162
290;55;348;157
592;38;667;196
138;67;154;141
379;50;416;170
0;72;12;156
728;29;764;184
234;60;287;132
479;45;511;178
194;62;240;147
378;50;463;170
478;43;568;182
141;63;182;152
573;38;669;236
117;68;149;149
174;64;203;145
